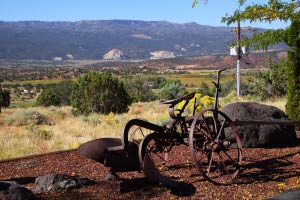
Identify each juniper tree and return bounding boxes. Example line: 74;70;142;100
0;89;10;112
71;71;131;114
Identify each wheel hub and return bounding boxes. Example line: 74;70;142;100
207;140;231;152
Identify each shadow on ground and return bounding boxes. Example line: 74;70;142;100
3;177;36;185
237;151;300;184
119;177;196;197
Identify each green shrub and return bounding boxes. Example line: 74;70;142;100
124;77;157;102
36;80;74;107
219;80;236;97
37;129;53;140
71;71;131;114
198;81;213;96
36;89;60;106
158;80;185;100
82;115;101;127
147;76;167;89
0;89;10;112
5;109;47;125
245;60;287;100
285;20;300;120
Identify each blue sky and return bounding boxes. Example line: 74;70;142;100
0;0;289;29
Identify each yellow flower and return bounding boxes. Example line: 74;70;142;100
201;95;215;108
277;183;286;188
175;93;214;116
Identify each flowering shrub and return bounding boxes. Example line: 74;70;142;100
176;93;214;116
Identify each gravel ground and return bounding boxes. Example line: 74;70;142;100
1;146;300;200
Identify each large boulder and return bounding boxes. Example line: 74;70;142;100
221;102;297;148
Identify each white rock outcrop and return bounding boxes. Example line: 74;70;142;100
150;51;175;59
103;49;124;60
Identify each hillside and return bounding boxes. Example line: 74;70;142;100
0;20;258;60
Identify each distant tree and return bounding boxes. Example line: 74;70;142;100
158;80;185;100
286;20;300;119
124;77;157;103
35;84;43;92
0;88;10;112
36;89;60;106
54;80;73;105
198;81;212;96
36;80;74;106
71;71;131;114
147;76;167;89
216;80;235;97
22;83;33;90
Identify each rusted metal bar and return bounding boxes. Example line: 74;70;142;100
233;120;300;126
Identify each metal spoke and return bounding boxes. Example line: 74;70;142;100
216;119;226;140
206;152;214;176
190;109;242;185
201;114;213;140
212;112;219;137
223;149;238;164
139;127;145;137
218;152;230;176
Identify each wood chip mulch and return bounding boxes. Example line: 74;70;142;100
1;146;300;200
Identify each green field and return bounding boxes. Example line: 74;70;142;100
10;100;37;108
3;68;264;88
3;79;67;86
5;68;267;108
136;68;263;88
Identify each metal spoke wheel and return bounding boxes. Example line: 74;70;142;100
122;119;162;150
189;109;242;185
138;132;186;183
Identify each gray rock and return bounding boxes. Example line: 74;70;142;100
221;102;297;148
0;181;35;200
0;181;19;191
35;173;95;193
105;172;119;181
265;188;300;200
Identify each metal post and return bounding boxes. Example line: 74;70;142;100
237;20;241;97
236;59;241;97
231;20;250;97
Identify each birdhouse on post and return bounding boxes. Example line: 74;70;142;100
230;46;249;56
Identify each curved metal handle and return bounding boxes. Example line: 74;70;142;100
213;68;227;110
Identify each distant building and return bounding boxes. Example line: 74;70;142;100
53;57;63;61
144;81;155;88
66;53;74;59
22;90;35;95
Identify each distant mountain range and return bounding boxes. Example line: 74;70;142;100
0;20;268;60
